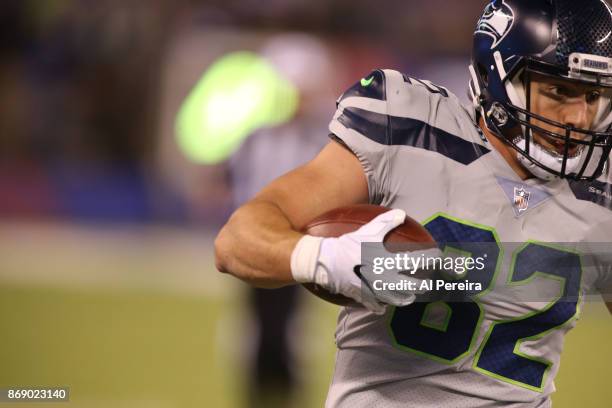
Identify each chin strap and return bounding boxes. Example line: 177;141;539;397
468;64;483;113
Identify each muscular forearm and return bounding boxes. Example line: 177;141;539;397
214;141;368;288
214;199;303;288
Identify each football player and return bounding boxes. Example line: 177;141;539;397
215;0;612;406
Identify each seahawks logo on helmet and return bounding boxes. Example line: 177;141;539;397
475;0;515;50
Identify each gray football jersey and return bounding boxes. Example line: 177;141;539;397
325;69;612;407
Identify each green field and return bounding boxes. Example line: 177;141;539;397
0;284;610;407
0;283;339;408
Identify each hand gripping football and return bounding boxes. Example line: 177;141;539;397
301;204;436;305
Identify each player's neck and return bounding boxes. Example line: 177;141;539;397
478;118;533;181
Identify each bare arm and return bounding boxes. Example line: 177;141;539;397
214;140;369;288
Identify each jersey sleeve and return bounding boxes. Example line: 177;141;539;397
328;69;390;205
329;68;487;207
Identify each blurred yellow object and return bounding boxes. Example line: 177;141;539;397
175;51;298;165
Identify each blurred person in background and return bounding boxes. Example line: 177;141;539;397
228;34;335;408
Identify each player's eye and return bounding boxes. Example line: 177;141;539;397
542;85;570;101
585;90;602;104
549;86;569;97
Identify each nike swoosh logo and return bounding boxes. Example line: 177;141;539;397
360;76;374;87
353;264;364;278
353;264;377;294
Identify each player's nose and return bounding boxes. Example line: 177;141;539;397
561;98;590;139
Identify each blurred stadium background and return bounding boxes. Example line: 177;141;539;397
0;1;610;407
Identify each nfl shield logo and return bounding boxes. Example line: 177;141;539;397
513;186;531;213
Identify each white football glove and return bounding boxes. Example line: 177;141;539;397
291;209;441;314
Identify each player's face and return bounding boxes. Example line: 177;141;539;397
528;73;605;158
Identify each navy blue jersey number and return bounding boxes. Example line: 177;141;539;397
387;214;582;391
389;214;500;363
473;243;581;391
402;75;449;97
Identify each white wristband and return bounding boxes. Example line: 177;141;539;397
290;235;324;283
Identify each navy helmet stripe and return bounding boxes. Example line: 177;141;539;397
336;106;491;165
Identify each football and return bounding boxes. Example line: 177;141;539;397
301;204;436;306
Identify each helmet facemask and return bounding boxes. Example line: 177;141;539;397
474;56;612;181
470;0;612;182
